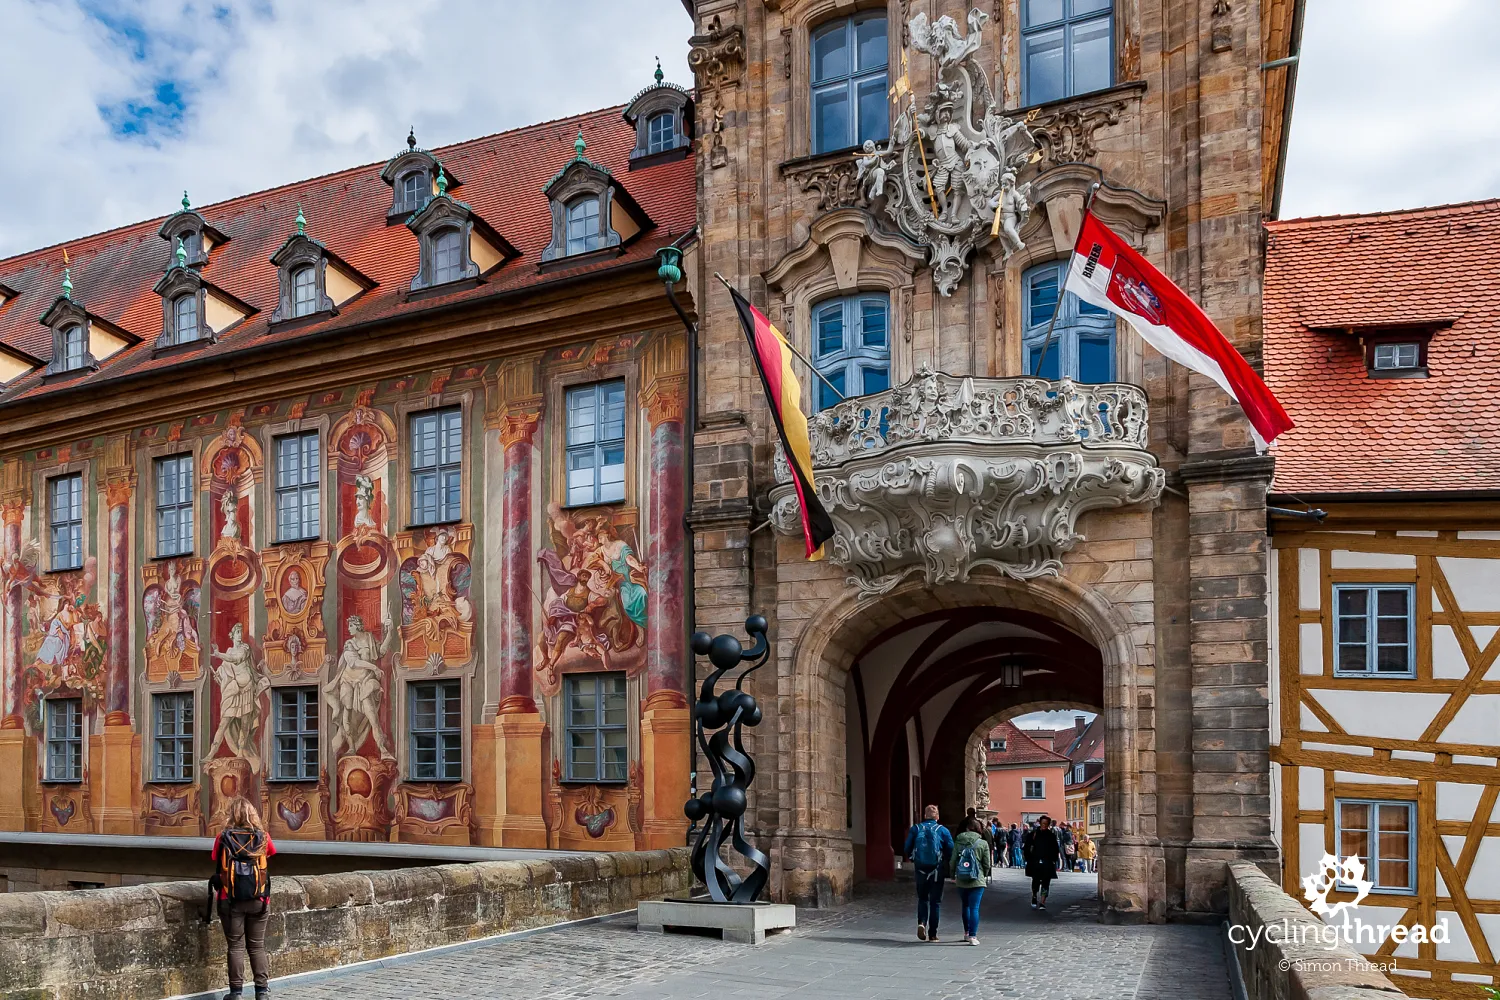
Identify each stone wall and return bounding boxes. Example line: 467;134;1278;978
0;848;689;1000
1227;862;1410;1000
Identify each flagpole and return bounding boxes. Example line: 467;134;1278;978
1033;182;1101;379
714;272;846;402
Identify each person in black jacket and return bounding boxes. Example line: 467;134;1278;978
1023;815;1060;910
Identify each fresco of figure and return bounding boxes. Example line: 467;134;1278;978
146;562;199;663
533;506;648;686
281;568;308;615
207;622;269;766
353;474;378;531
324;615;396;760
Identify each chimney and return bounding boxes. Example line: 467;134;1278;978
1075;715;1086;735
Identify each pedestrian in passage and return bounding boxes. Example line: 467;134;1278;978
951;817;993;945
1024;814;1060;909
1063;822;1077;872
1079;834;1096;873
1010;823;1023;868
903;804;954;941
1057;820;1074;874
211;797;277;1000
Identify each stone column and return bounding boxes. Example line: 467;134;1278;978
93;467;140;834
0;482;27;830
473;382;546;849
640;371;691;848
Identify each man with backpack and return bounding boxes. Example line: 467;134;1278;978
902;804;954;941
210;798;277;999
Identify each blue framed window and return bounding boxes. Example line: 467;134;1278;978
810;13;889;154
48;473;83;571
410;407;462;526
44;698;83;782
566;197;603;255
273;687;319;781
154;454;194;557
1335;799;1415;894
152;692;195;782
565;380;627;506
1023;262;1115;382
812;293;890;410
1022;0;1114;107
647;112;676;153
408;680;462;781
1333;584;1415;677
565;672;627;783
274;431;320;542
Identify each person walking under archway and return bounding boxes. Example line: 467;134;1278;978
951;817;993;944
1023;814;1060;910
903;804;953;941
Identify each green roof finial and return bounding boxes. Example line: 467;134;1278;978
574;129;587;159
654;57;664;84
435;165;448;196
295;204;306;235
61;267;73;300
174;236;187;269
181;189;191;211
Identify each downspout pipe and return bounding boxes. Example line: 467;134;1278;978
655;236;699;826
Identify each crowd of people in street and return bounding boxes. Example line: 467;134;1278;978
902;806;1099;944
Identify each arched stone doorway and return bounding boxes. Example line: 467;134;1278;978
775;569;1162;920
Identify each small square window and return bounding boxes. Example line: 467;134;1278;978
1372;343;1420;370
1336;799;1415;893
44;698;83;782
152;692;194;782
564;673;628;782
1023;778;1044;799
408;680;462;781
1333;584;1415;677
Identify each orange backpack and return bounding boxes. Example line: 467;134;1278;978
218;828;269;903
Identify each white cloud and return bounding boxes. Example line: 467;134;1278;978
1280;0;1500;218
0;0;692;256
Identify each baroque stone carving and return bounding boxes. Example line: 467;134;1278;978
1031;102;1125;167
856;8;1041;296
769;369;1163;595
688;15;745;91
784;158;866;212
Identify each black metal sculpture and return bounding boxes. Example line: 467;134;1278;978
683;615;771;903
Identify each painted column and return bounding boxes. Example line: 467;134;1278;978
473;395;546;848
0;491;27;830
640;373;691;848
93;469;140;834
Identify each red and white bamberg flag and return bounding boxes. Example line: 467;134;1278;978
1066;212;1293;451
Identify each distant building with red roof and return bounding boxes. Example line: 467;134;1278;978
983;720;1070;826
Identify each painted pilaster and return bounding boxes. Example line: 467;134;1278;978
94;454;140;834
0;473;26;831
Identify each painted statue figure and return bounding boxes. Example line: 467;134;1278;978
146;561;198;664
353;474;378;531
281;568;308;615
324;615;396;760
219;487;240;541
207;622;269;766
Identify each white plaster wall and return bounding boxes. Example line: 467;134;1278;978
1330;551;1416;570
1438;557;1500;612
1300;823;1328;877
1299;548;1320;610
1437;694;1500;746
1436;911;1477;963
1315;690;1450;742
1300;623;1323;675
1435;782;1498;823
1299;766;1324;811
917;679;970;765
1335;770;1415;785
1459;837;1500;901
1299;702;1327;732
858;622;943;734
1433;625;1470;680
1458;531;1500;540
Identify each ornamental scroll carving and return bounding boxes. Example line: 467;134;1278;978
769;369;1163;595
784;158;867;212
688;15;745;91
855;8;1042;295
1030;102;1125;167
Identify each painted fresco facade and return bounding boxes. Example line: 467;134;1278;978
0;84;698;853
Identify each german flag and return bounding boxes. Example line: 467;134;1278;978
725;282;834;559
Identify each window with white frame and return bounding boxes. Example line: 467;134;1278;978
152;692;194;782
171;293;199;345
812;293;890;411
565;672;627;782
647;111;676;154
291;265;318;318
1336;799;1415;893
989;738;1006;751
399;171;430;214
565;197;603;256
47;473;83;572
409;680;462;781
1022;0;1114;106
409;407;462;526
273;687;319;781
1024;261;1115;382
431;229;464;285
154;454;195;557
1089;803;1103;826
1333;584;1415;676
44;698;83;782
1074;764;1085;784
810;13;889;154
1023;778;1045;799
1372;343;1420;371
274;432;320;542
565;380;626;506
60;324;87;372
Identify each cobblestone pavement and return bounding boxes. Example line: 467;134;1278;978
274;868;1235;1000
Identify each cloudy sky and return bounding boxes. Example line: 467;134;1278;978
1;0;1497;258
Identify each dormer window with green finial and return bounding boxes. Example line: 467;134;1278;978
623;59;694;167
269;205;376;326
540;126;654;264
157;190;226;267
380;128;457;222
40;263;137;378
404;165;518;295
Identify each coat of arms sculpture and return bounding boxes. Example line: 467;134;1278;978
857;8;1041;296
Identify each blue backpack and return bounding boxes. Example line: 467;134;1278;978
955;843;981;880
912;821;942;866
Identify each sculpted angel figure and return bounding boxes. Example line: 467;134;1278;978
207;622;269;764
996;170;1033;256
909;8;987;70
323;615;396;760
856;139;891;201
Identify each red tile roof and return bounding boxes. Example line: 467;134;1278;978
986;721;1071;768
0;103;695;406
1264;199;1500;494
1050;717;1103;765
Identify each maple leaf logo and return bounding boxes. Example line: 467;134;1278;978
1302;853;1373;917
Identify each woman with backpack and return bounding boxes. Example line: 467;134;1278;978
950;817;992;945
211;797;277;1000
1024;814;1060;910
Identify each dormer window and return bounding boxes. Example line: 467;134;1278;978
623;63;694;167
399;171;430;215
432;229;464;284
1373;343;1419;371
381;131;456;223
566;197;603;255
157;192;225;268
405;176;517;295
269;208;375;325
60;324;87;371
38;269;133;377
171;294;199;345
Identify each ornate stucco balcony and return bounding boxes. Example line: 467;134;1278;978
769;369;1164;596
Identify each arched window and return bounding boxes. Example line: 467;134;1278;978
172;293;199;345
647;112;676;154
810;13;889;155
1021;0;1114;106
431;229;463;284
291;265;318;317
566;197;602;255
60;324;86;371
1022;261;1115;382
400;171;429;213
811;293;890;411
